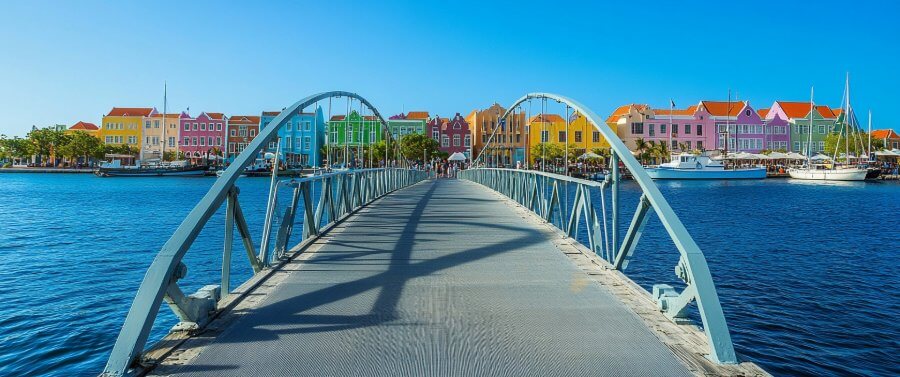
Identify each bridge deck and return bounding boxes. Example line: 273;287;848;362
154;179;695;376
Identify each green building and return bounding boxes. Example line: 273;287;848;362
326;110;384;146
769;101;838;154
387;112;428;140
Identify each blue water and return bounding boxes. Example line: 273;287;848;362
0;174;898;376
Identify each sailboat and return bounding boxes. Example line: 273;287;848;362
788;81;867;181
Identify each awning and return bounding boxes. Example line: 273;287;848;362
448;152;467;161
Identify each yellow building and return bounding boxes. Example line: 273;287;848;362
526;113;613;163
466;103;527;166
67;121;100;137
100;107;156;151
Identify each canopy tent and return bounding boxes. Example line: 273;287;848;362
785;152;807;160
750;153;771;160
448;152;468;161
873;150;900;157
766;152;788;159
578;152;603;160
810;153;832;161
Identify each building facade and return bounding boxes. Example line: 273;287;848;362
428;113;471;157
387;112;427;141
326;110;383;146
466;103;527;166
226;115;260;163
100;107;157;150
768;101;837;154
872;129;900;150
606;104;652;150
260;107;326;167
759;108;791;151
67;121;100;137
141;113;183;160
180;112;227;161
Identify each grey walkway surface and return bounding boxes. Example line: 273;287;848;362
166;179;692;376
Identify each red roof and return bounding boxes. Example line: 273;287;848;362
150;113;182;118
406;111;430;120
228;115;260;125
69;121;98;131
106;107;155;117
206;112;226;120
776;101;836;119
757;108;770;118
700;101;746;117
872;129;900;139
262;111;281;116
652;108;695;116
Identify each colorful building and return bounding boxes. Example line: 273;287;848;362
768;101;837;154
180;112;227;161
387;112;427;141
100;107;157;150
525;113;613;163
759;108;791;152
428;113;471;158
67;121;100;137
326;110;383;146
872;129;900;150
260;107;326;167
226;115;260;163
466;103;527;166
698;101;768;153
141;113;183;160
606;104;652;150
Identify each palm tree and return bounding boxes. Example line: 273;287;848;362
634;137;648;165
655;142;671;163
646;140;657;164
678;142;690;153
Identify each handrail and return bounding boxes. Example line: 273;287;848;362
101;92;428;377
458;93;737;364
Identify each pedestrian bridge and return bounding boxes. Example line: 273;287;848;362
100;92;767;376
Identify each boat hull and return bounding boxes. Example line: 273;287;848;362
96;166;208;177
787;168;867;181
645;167;766;180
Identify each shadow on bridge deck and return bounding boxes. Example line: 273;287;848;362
152;179;693;376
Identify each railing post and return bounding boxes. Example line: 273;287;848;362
221;189;236;295
613;194;651;270
611;151;620;253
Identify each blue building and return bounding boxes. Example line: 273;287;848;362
260;106;326;167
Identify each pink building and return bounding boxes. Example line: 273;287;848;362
180;112;227;161
643;105;713;152
429;113;471;158
759;108;791;152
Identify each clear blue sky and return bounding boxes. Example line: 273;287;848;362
1;0;898;137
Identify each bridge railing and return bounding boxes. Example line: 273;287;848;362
461;92;738;364
101;91;428;377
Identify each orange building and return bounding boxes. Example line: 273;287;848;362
466;103;527;166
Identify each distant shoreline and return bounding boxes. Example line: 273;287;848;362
0;168;93;174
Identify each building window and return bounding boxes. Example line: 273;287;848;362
216;137;222;146
648;124;655;137
697;125;703;136
558;131;566;142
217;123;222;131
184;136;190;145
145;121;151;128
464;135;471;147
128;136;137;144
154;120;160;128
453;135;461;146
671;140;677;149
541;130;549;143
631;122;644;134
697;141;703;150
192;137;198;146
442;136;449;147
593;131;600;142
193;123;198;130
168;137;175;147
250;129;256;137
287;121;292;131
433;130;439;140
230;129;236;137
303;136;310;150
574;131;583;142
184;123;189;131
684;124;691;134
200;123;206;131
199;137;205;146
672;124;679;134
660;124;667;134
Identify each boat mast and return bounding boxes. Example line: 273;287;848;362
725;90;731;168
845;72;851;165
867;110;872;158
807;86;814;167
162;81;167;164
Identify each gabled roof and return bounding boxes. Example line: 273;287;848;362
700;101;746;117
406;111;430;120
69;121;98;131
832;108;844;117
228;115;260;124
775;101;836;119
206;112;226;120
529;114;565;123
757;108;770;118
106;107;155;117
607;103;650;123
872;129;900;139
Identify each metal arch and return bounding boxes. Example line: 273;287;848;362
102;91;411;376
469;92;737;364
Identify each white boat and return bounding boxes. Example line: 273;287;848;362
645;153;766;179
788;166;867;181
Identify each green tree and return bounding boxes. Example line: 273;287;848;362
399;133;440;161
824;132;864;157
634;138;648;164
27;127;67;165
58;131;100;165
530;143;564;164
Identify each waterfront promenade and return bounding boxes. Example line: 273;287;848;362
145;179;764;376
